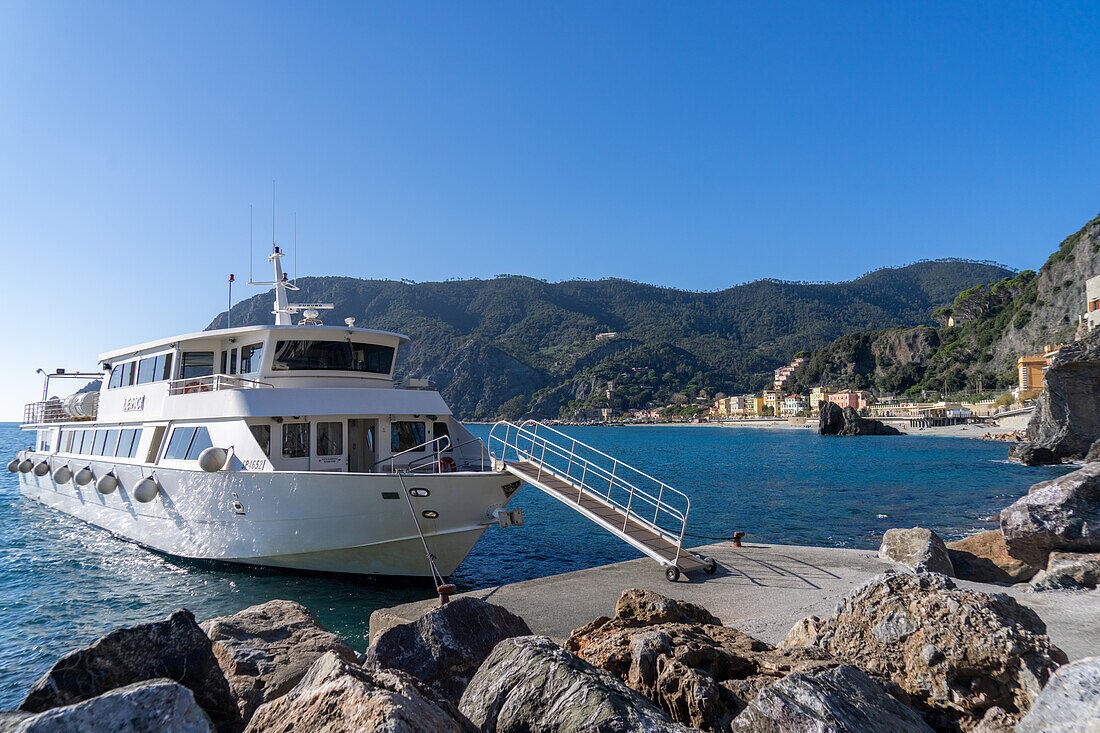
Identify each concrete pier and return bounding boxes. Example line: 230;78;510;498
370;541;1100;661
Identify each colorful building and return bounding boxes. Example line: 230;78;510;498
828;390;873;411
1087;274;1100;332
809;386;827;413
762;389;782;416
773;357;808;390
781;394;808;416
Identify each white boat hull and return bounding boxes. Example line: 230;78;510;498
17;452;520;577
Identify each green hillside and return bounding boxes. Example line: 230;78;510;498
209;259;1012;419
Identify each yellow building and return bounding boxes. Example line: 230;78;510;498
809;386;827;413
762;389;782;417
1017;354;1047;392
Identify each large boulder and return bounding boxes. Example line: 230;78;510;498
1015;656;1100;732
13;679;213;733
1000;462;1100;567
363;597;532;703
566;590;838;731
1086;437;1100;463
945;531;1038;584
819;403;902;436
459;635;691;732
200;599;358;724
780;571;1067;730
879;527;954;576
1030;551;1100;591
1021;330;1100;461
731;664;933;733
18;609;240;733
245;651;476;733
1008;443;1062;466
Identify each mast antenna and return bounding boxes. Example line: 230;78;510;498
249;204;254;283
294;212;298;283
271;180;276;246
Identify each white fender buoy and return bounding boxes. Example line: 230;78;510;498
96;473;119;495
33;461;50;476
53;465;72;484
8;459;20;472
198;447;228;473
18;459;33;473
74;466;94;486
133;477;159;503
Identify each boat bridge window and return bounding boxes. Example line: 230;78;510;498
220;350;238;375
250;424;271;456
433;421;450;449
108;353;172;389
282;422;310;458
164;426;213;461
391;421;426;452
240;343;263;373
271;340;394;374
317;422;343;456
181;352;215;379
59;428;142;458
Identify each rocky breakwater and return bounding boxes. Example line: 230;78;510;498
1009;329;1100;465
819;402;903;436
1;583;1088;731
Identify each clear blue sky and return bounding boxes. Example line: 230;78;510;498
2;1;1099;418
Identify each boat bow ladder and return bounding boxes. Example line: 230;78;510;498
488;420;717;581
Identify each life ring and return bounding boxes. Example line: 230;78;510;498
439;456;457;473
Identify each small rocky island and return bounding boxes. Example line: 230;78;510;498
818;402;903;436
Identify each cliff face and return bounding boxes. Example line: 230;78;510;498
790;212;1100;397
1023;329;1100;459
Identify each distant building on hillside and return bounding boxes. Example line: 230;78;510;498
773;356;808;389
1086;275;1100;332
828;390;873;411
595;332;618;341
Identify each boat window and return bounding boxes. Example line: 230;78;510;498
433;421;450;449
39;430;51;452
136;357;156;385
120;361;134;387
317;422;343;456
271;340;394;374
91;430;108;456
181;352;215;379
117;429;137;457
240;343;263;373
73;430;87;454
391;421;426;452
108;365;123;389
282;423;310;458
164;427;197;460
155;354;172;382
185;428;212;460
250;424;271;456
60;430;72;453
103;430;120;457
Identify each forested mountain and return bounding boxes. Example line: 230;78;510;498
208;259;1012;419
786;213;1100;399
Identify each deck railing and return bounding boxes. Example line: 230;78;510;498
167;374;274;395
23;393;99;425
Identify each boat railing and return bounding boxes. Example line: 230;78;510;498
373;435;452;473
488;419;690;563
167;374;274;395
23;393;100;425
402;435;489;473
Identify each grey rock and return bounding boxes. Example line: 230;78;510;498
819;403;902;436
1001;462;1100;567
1015;656;1100;732
200;599;357;724
245;651;476;733
793;571;1067;730
1030;551;1100;591
459;635;691;732
878;527;955;576
1087;437;1100;463
1022;329;1100;461
18;609;239;733
14;679;213;733
1008;443;1062;466
0;712;32;732
731;664;933;733
363;596;532;703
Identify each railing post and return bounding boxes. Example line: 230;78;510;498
538;439;547;480
567;438;576;479
654;484;664;524
608;461;617;500
622;484;634;532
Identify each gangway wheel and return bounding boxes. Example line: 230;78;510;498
703;557;718;575
665;566;680;582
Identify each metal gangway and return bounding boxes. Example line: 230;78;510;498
488;420;717;581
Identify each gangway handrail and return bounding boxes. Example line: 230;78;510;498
488;420;691;567
373;435;451;473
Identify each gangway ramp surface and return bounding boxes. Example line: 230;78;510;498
489;421;717;581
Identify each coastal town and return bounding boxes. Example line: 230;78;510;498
589;273;1100;427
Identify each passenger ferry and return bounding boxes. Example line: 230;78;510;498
9;246;521;577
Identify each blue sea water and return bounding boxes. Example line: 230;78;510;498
0;421;1071;706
